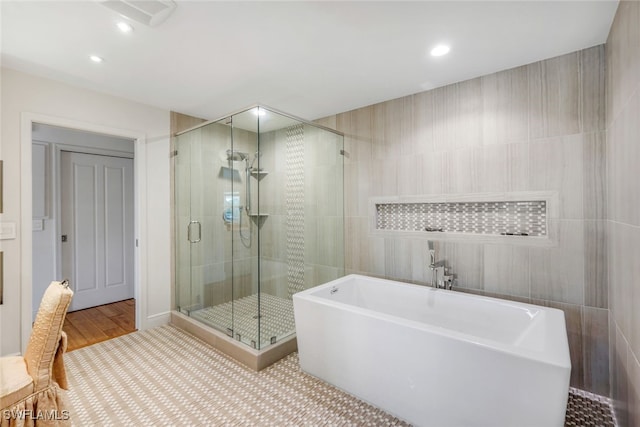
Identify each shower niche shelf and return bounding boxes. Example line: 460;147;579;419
370;192;558;247
250;170;269;180
248;213;269;226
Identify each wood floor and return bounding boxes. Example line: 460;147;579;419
63;299;136;352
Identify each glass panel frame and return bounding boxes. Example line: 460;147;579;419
175;105;344;351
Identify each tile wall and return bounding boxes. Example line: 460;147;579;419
258;123;345;298
318;45;609;395
606;1;640;425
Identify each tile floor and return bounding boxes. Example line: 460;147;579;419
64;325;617;426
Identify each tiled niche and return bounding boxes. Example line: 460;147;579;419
370;192;558;246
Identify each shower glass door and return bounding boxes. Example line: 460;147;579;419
228;109;260;348
175;120;235;335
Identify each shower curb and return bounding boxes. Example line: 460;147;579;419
171;310;297;371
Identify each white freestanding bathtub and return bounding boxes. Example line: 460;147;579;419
293;274;571;427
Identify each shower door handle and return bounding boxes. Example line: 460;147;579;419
188;220;201;243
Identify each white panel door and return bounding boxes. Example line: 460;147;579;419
61;151;134;311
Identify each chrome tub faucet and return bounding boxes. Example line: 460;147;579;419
427;240;453;290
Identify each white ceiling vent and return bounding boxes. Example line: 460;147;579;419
99;1;176;27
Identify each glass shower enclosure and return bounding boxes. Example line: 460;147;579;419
174;105;344;351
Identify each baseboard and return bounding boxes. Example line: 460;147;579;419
144;311;171;329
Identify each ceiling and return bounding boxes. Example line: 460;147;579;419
1;1;618;122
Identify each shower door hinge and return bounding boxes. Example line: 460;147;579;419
169;150;178;158
339;149;346;156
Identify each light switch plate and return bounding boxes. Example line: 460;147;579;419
0;222;17;240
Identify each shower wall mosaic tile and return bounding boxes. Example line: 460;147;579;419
286;124;305;298
375;200;547;236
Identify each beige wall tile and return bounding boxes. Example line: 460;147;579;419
608;91;640;226
583;131;607;220
506;142;530;191
455;78;484;149
583;307;610;396
529;134;584;220
477;144;509;192
410;239;430;284
608;222;638;344
313;166;338;217
481;65;529;145
344;217;366;273
483;245;530;298
354;161;372;217
580;46;606;133
397;154;420;196
316;217;340;267
445;148;479;194
528;51;580;139
432;84;459;151
313;115;336;130
630;226;640;361
584;220;608;309
343;163;359;218
442;241;484;290
612;324;630;426
628;349;640;427
530;220;585;305
609;311;618;409
367;236;386;277
336;107;374;165
372;98;408;160
412;91;435;154
303;214;318;265
370;158;398;196
417;151;446;195
606;0;640;127
389;238;414;281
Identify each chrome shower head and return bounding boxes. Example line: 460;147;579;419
226;149;249;161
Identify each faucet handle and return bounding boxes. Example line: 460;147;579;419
443;273;454;290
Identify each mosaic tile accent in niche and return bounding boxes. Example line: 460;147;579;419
376;201;547;236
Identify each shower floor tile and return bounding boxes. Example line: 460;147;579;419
191;293;295;347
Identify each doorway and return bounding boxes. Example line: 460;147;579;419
31;123;137;346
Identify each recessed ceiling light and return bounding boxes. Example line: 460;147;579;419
117;21;134;33
430;45;450;57
89;55;104;63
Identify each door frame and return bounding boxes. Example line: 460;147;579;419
20;112;147;352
